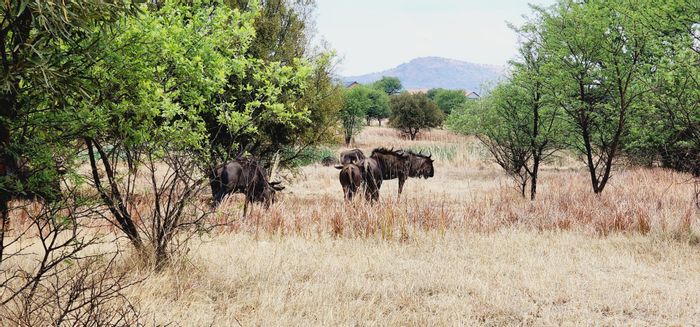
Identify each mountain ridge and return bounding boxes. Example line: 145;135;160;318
343;56;505;92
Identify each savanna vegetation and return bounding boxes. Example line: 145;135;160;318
0;0;699;325
448;0;700;200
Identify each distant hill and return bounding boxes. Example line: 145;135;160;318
343;57;505;93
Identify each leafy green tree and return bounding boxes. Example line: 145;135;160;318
223;0;342;167
448;95;531;196
340;87;368;145
537;0;654;194
78;0;313;259
390;93;444;140
449;34;564;200
428;88;468;115
283;52;346;165
372;76;403;95
0;1;138;234
622;1;700;172
365;87;391;126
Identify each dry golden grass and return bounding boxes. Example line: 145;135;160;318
128;231;700;326
123;127;700;325
7;126;700;325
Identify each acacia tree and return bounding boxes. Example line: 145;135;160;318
448;96;532;196
627;1;700;204
390;93;444;140
538;0;653;194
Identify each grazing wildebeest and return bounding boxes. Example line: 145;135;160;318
211;158;284;216
403;150;435;179
336;163;363;200
339;148;365;165
369;147;411;195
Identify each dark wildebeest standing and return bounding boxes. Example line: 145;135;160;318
336;163;363;200
211;158;284;216
339;148;365;165
369;148;411;195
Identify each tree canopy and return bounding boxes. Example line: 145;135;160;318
428;88;468;115
371;76;403;96
390;93;444;140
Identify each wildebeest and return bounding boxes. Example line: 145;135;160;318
339;148;365;165
211;158;284;216
369;147;411;195
336;163;363;200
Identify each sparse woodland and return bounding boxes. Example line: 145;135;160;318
1;0;700;325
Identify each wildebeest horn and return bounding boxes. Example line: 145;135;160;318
428;152;432;158
269;181;282;186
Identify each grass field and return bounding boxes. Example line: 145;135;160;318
123;127;700;326
6;127;700;326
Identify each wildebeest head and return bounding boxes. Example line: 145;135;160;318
340;148;366;165
405;151;435;179
260;181;285;208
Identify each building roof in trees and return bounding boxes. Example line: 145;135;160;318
465;90;480;99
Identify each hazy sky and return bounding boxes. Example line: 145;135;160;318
316;0;556;76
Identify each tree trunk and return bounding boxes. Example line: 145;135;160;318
366;118;371;126
378;119;382;127
530;159;539;201
0;94;16;233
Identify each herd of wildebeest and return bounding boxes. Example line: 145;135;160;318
210;148;435;215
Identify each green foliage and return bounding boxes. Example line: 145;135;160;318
85;0;280;155
340;86;369;145
0;1;138;201
364;87;391;126
527;0;662;193
371;76;403;95
217;0;342;167
390;93;444;140
428;89;468;115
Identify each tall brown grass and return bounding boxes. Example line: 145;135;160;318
6;126;700;326
216;167;698;243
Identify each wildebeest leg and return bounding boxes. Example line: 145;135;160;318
346;187;355;201
243;196;250;218
398;175;406;196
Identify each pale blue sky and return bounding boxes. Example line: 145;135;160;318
316;0;556;75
